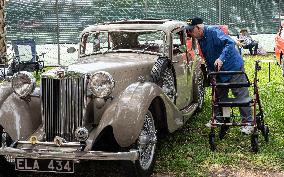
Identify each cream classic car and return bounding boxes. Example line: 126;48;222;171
0;19;204;177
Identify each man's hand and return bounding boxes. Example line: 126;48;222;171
214;58;223;71
236;40;243;47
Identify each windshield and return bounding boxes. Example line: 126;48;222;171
79;30;167;56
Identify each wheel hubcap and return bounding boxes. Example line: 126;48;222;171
137;112;157;170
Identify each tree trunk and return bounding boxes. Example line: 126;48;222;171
0;0;6;64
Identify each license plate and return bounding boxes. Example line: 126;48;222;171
15;158;74;173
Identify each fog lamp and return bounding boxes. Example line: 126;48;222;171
75;127;89;142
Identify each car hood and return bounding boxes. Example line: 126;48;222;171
42;53;159;78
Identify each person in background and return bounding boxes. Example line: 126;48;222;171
238;29;259;55
185;17;253;134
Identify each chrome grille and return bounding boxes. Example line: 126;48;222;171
41;77;86;141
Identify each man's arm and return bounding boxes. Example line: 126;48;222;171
211;28;237;71
215;30;236;62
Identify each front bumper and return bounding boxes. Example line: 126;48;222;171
0;144;139;162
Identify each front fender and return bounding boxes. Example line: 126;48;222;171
0;83;41;141
91;82;163;148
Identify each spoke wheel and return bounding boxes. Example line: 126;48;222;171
133;110;157;177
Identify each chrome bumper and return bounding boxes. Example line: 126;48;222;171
0;147;139;161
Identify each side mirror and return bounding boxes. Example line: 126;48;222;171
67;47;77;53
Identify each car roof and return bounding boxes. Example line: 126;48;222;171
80;19;187;36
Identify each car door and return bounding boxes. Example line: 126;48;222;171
171;28;193;110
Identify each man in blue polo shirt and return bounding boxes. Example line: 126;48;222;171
186;17;253;134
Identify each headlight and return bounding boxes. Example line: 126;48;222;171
89;71;115;98
12;71;36;98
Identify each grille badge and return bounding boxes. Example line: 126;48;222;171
29;136;38;145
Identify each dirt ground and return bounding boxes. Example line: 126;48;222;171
16;161;284;177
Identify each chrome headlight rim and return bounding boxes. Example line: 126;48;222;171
89;71;115;98
12;71;36;98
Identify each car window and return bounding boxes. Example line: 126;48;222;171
80;32;109;55
80;30;166;56
185;36;197;60
172;30;185;55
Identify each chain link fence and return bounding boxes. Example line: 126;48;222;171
3;0;283;65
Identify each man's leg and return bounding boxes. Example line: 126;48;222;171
216;87;229;121
230;68;252;122
253;43;259;55
248;44;253;55
232;87;252;122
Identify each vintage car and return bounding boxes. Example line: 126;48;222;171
0;19;204;177
275;21;284;76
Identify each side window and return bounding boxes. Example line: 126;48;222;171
186;36;196;60
80;33;89;54
172;30;185;55
80;32;109;55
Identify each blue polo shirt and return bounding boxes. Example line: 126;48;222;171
198;26;244;82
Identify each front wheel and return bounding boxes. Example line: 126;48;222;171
133;110;157;177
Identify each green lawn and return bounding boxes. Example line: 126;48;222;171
154;54;284;176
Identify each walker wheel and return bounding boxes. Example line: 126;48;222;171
261;125;269;142
218;125;229;140
251;133;258;153
209;132;216;151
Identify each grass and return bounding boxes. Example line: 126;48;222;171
154;54;284;176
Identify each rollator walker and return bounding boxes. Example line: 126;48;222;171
208;60;269;152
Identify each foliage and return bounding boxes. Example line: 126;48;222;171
154;54;284;176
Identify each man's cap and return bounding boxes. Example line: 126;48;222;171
185;17;203;30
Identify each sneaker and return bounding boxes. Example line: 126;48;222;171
240;126;254;135
205;120;220;128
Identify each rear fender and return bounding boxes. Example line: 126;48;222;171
0;83;41;141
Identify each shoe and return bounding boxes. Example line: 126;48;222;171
205;120;220;128
240;126;254;135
